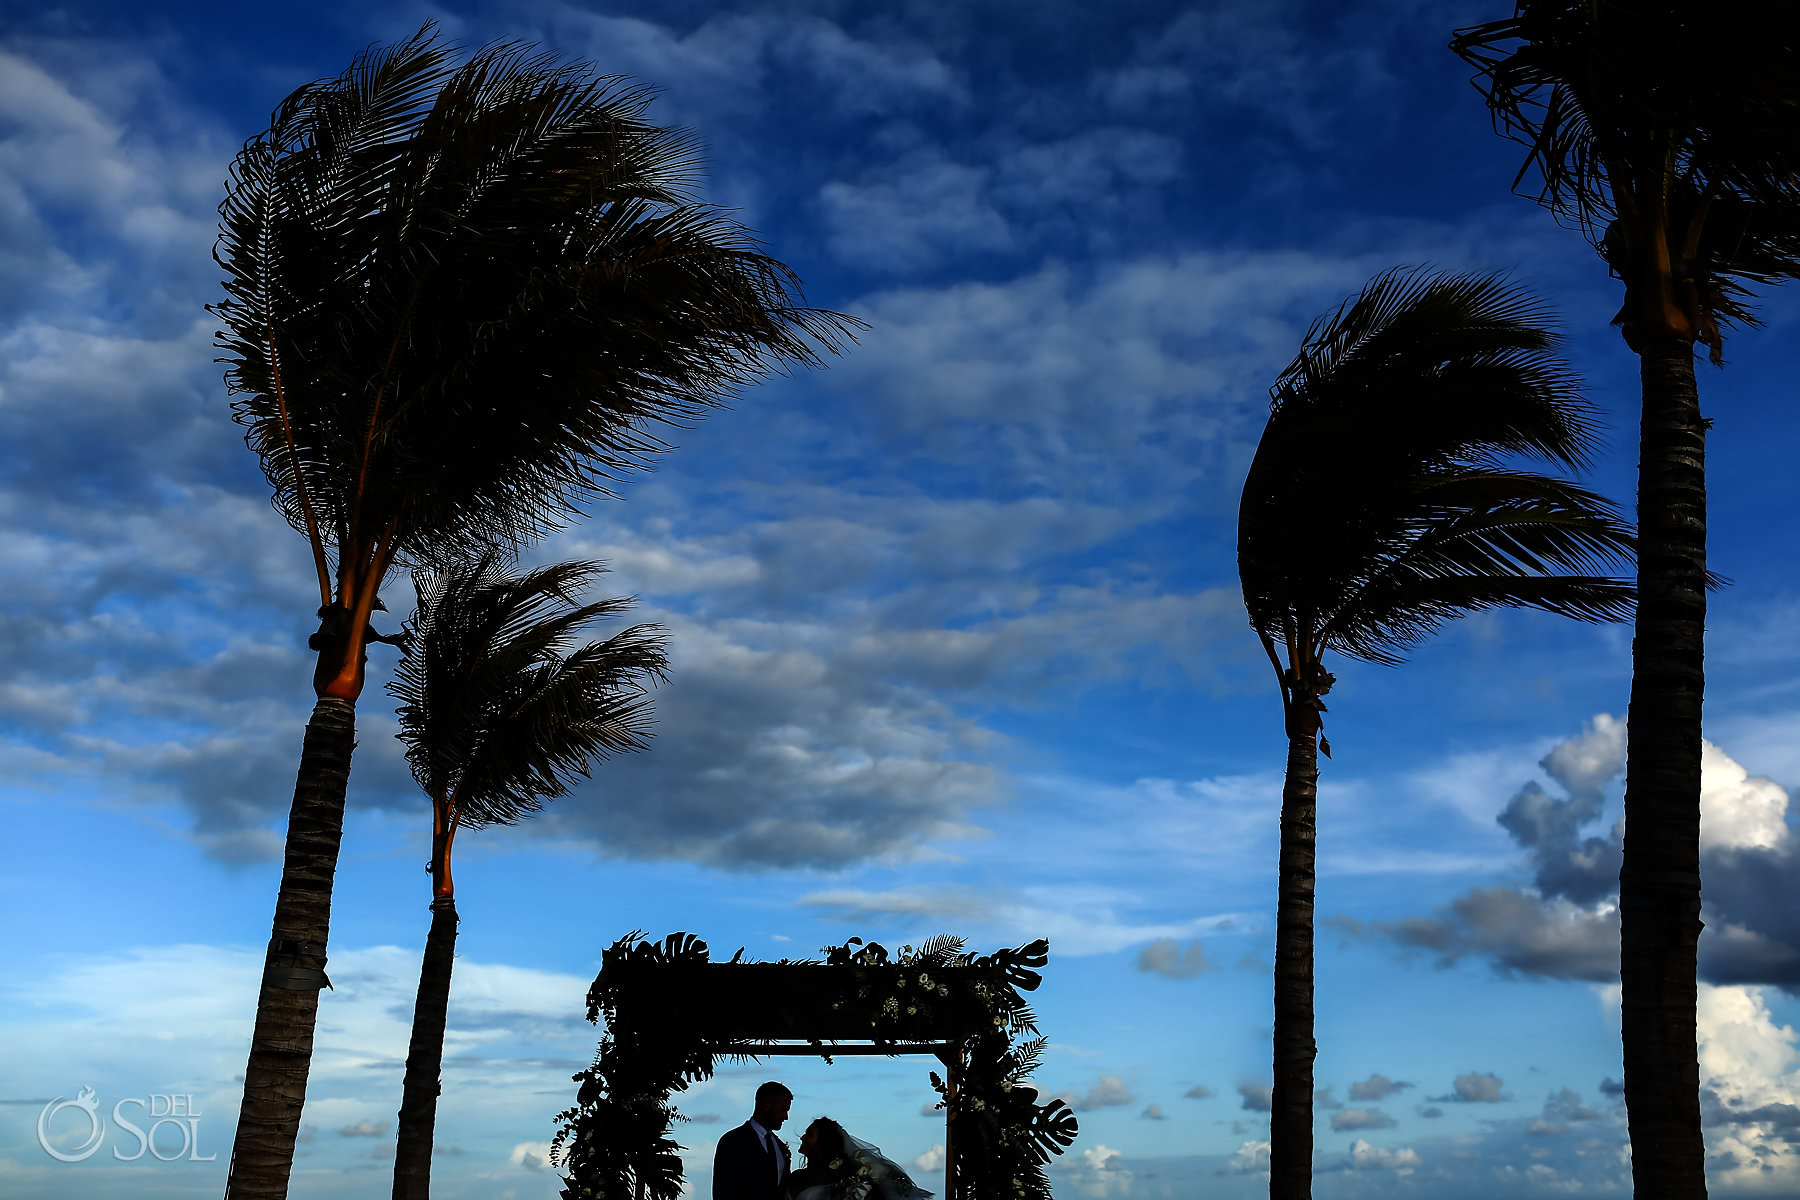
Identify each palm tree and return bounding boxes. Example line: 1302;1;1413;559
213;27;857;1198
1451;7;1800;1193
1238;268;1636;1200
386;558;668;1200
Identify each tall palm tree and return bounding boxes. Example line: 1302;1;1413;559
387;558;668;1200
1451;7;1800;1193
1238;268;1636;1200
213;27;857;1199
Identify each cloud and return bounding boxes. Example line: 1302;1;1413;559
1543;1087;1601;1126
1363;718;1800;988
1059;1075;1134;1113
1139;1104;1166;1120
1184;1084;1214;1100
1218;1140;1270;1176
819;129;1182;275
1599;1077;1625;1097
1339;1139;1421;1173
1348;1073;1412;1101
1697;984;1800;1190
1434;1072;1507;1104
337;1120;388;1138
913;1144;945;1172
509;1141;555;1171
1356;887;1618;981
1330;1107;1396;1131
1495;714;1625;904
1058;1143;1133;1198
1416;1105;1444;1119
820;159;1012;273
1092;3;1404;153
1238;1082;1272;1112
1136;937;1216;978
797;885;1235;957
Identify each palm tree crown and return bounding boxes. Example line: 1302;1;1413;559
1240;268;1635;687
389;558;670;832
1451;1;1800;360
214;24;858;699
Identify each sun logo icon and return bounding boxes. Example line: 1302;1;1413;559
37;1085;105;1162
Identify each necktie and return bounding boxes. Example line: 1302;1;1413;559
766;1133;780;1187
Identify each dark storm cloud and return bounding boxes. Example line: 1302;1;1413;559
523;612;1008;870
1356;715;1800;990
1371;887;1620;982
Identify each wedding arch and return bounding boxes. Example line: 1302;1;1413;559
552;932;1079;1200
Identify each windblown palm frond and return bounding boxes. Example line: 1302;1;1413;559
1451;1;1800;359
214;23;860;700
388;557;670;827
1240;267;1635;671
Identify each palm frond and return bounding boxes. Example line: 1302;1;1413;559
1240;268;1635;670
214;24;863;573
388;557;669;822
1452;1;1800;345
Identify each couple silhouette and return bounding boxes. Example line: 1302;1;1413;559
712;1080;931;1200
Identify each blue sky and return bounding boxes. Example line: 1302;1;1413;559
3;1;1800;1197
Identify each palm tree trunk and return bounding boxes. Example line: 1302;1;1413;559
1270;724;1318;1200
1620;334;1708;1199
226;696;356;1200
394;896;459;1200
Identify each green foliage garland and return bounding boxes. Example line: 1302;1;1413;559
552;932;1076;1200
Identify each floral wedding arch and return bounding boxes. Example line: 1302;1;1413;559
552;932;1079;1200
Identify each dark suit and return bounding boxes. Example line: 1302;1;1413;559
713;1120;789;1200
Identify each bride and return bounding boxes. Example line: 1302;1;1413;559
786;1117;932;1200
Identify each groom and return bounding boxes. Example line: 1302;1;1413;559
713;1080;792;1200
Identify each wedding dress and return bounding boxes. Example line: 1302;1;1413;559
793;1125;932;1200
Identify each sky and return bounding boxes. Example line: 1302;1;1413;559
3;1;1800;1198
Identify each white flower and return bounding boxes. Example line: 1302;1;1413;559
918;973;932;987
907;1006;918;1015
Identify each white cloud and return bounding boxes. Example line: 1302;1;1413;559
1699;740;1791;852
1344;1138;1420;1172
797;884;1236;956
912;1143;944;1172
1220;1139;1270;1176
1698;984;1800;1191
1057;1143;1133;1198
0;942;594;1180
